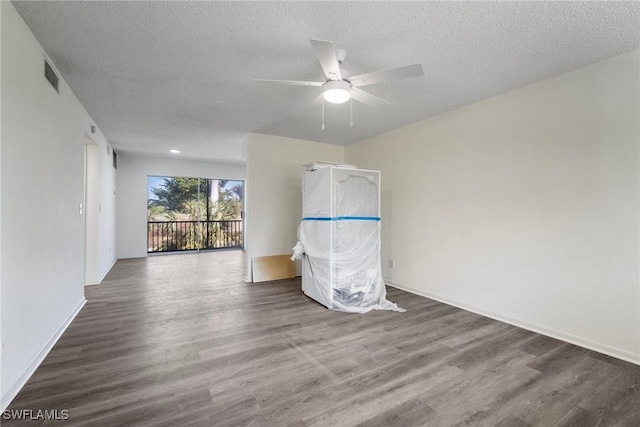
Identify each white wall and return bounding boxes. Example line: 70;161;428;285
116;153;246;259
346;50;640;364
245;133;344;281
1;2;117;408
0;1;4;401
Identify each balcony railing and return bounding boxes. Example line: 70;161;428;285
148;220;243;253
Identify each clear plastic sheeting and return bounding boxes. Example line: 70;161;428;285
303;161;356;171
291;166;404;314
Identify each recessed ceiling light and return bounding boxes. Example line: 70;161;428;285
170;149;181;154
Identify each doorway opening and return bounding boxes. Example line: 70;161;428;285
83;143;102;284
147;176;244;253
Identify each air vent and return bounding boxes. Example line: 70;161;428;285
44;60;59;92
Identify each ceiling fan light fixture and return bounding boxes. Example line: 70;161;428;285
323;80;351;104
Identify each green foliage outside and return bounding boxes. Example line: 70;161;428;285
149;177;204;213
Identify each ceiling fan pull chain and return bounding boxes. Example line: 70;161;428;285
322;96;325;130
350;98;354;128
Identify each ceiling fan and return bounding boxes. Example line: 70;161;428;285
255;39;425;127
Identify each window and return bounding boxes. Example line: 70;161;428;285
147;176;244;252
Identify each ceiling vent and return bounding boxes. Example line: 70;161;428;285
44;59;59;93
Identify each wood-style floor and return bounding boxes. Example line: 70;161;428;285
6;250;640;426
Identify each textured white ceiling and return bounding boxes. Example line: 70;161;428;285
12;1;640;163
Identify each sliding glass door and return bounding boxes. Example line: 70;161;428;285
147;176;244;253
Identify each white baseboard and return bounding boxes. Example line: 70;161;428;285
85;257;117;286
97;257;117;283
1;297;87;410
386;280;640;366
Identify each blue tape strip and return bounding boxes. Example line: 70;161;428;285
302;216;380;221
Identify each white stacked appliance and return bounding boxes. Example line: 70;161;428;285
294;164;402;313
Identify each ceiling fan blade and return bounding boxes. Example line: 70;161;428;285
350;87;391;108
254;79;324;87
310;39;342;81
349;63;424;87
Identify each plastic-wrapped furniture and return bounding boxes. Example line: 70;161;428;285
292;165;403;313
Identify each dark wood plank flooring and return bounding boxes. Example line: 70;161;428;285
5;250;640;426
